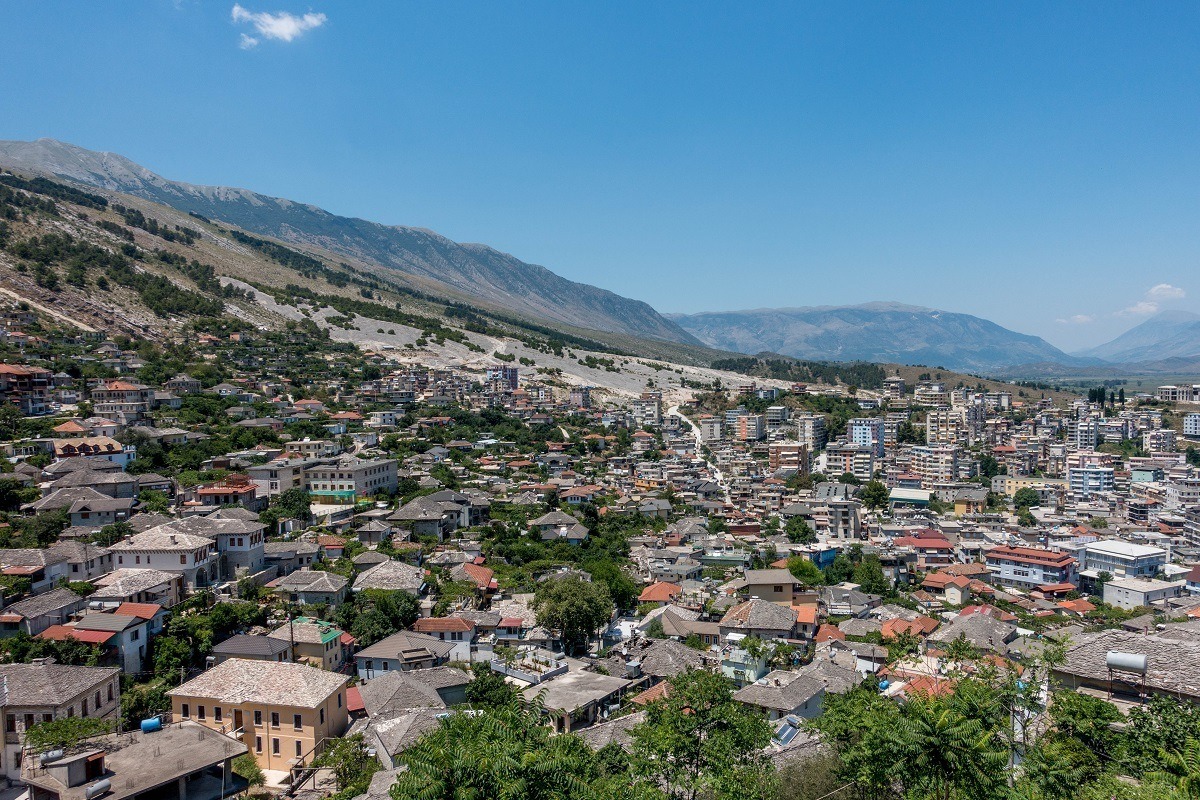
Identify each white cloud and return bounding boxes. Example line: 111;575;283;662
1147;283;1186;300
231;4;326;45
1056;314;1095;325
1118;300;1159;316
1115;283;1187;316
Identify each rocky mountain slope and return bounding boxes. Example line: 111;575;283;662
0;138;697;345
669;302;1077;373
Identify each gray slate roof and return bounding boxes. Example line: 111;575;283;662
0;662;119;706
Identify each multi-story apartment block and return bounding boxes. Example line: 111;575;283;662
303;456;398;503
768;442;808;473
1066;416;1100;451
847;417;885;458
697;416;722;443
729;414;766;442
882;375;906;401
825;443;874;482
765;405;790;430
913;382;949;406
985;545;1077;590
169;659;349;771
1157;385;1200;403
1066;451;1115;499
1143;428;1177;453
794;414;827;452
1080;539;1168;580
631;392;663;427
569;386;592;408
89;379;155;424
485;365;519;390
0;364;52;415
1184;412;1200;439
910;445;957;487
925;407;963;446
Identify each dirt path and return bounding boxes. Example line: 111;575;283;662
0;285;99;332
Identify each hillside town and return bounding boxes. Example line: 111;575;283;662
2;315;1200;800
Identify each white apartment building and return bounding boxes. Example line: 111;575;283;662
925;407;964;446
1184;412;1200;439
910;445;957;487
847;417;885;458
1143;428;1177;453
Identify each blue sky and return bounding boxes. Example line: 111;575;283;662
3;2;1199;351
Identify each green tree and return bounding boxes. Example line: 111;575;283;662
784;516;816;544
899;698;1007;800
1013;487;1040;509
786;556;825;586
232;754;265;788
1147;739;1200;798
630;668;775;800
858;480;890;510
464;662;517;709
852;554;890;595
532;576;613;655
315;733;381;795
391;698;596;800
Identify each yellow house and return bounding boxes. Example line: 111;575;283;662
167;658;349;770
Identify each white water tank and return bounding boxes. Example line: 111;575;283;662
1106;651;1148;675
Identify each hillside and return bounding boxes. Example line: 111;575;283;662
0;169;839;407
0;138;698;346
669;302;1077;373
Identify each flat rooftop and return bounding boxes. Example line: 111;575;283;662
23;721;248;800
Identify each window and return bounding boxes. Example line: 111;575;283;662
23;714;34;730
67;707;74;718
197;706;205;721
255;736;262;753
95;691;101;708
214;707;222;722
132;629;140;641
293;714;302;730
296;740;303;757
365;660;373;671
254;710;262;726
135;556;141;565
272;738;280;755
42;714;52;724
337;693;342;708
271;712;280;728
319;709;325;724
180;554;187;564
108;685;114;701
81;698;88;717
6;715;15;733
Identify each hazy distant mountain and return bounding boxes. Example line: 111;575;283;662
1075;310;1200;364
669;302;1076;372
0;138;697;344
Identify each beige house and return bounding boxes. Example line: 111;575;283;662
167;658;350;770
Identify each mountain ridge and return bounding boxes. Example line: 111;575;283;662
0;138;698;346
669;303;1086;373
1074;310;1200;363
